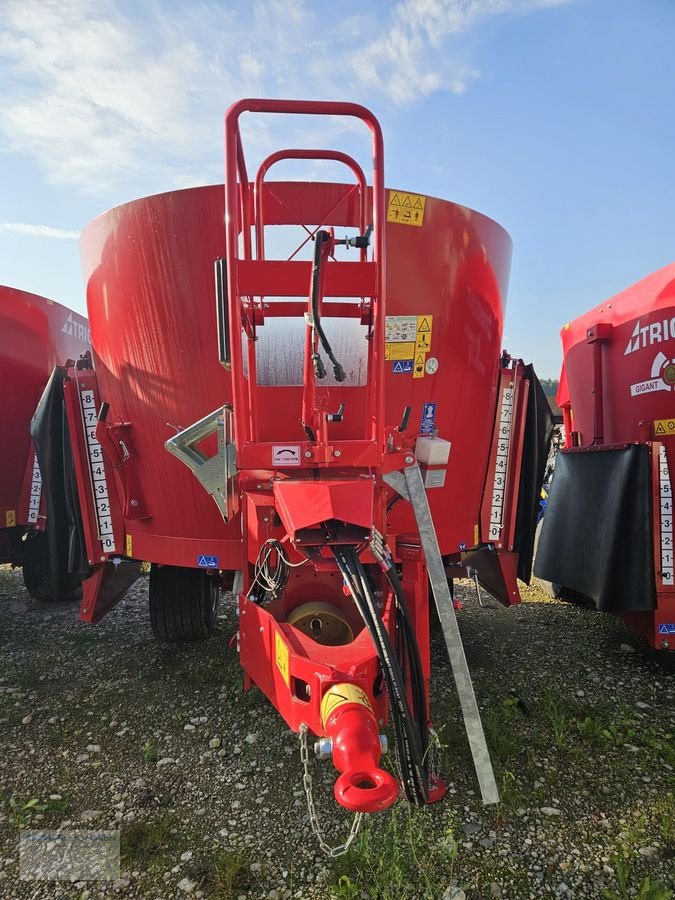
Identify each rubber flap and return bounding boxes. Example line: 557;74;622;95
30;367;87;595
534;445;656;612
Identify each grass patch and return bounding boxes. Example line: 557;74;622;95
208;849;252;898
120;814;176;867
603;854;672;900
2;793;70;828
47;726;65;747
140;740;159;764
330;804;458;900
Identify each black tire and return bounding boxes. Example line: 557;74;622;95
22;531;60;601
149;564;220;642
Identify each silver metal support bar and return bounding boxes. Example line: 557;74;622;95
164;405;238;522
383;464;499;805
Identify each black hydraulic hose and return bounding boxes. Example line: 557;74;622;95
332;546;428;804
347;548;428;804
333;547;416;798
311;231;345;382
357;549;430;790
385;565;429;764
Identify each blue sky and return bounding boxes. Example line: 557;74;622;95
1;0;673;378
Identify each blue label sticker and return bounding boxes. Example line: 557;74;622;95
392;359;414;373
658;623;675;634
197;554;219;568
420;402;437;434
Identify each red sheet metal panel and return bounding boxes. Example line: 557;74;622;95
0;286;90;530
80;182;511;567
559;264;675;446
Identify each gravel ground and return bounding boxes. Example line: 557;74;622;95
0;565;673;899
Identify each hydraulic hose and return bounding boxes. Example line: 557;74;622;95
311;231;345;382
385;564;429;766
332;546;428;805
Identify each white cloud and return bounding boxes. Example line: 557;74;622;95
0;223;80;239
349;0;570;104
0;0;571;193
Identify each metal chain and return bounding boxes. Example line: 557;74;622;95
428;727;442;784
299;724;363;858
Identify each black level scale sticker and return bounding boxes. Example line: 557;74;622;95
659;446;672;586
488;383;514;542
27;452;42;524
80;389;116;553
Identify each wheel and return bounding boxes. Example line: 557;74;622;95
22;531;60;601
148;564;220;642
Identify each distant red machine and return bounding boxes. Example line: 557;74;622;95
50;100;551;828
0;285;90;596
536;264;675;649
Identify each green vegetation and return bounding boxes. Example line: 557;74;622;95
330;805;458;900
603;855;672;900
140;740;159;763
539;378;559;397
208;848;252;898
120;814;175;866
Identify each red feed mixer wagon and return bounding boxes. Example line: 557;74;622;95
0;285;90;598
535;264;675;650
45;100;553;829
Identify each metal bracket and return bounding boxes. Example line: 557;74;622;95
383;464;499;805
164;405;238;522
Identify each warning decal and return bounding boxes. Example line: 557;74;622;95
320;683;373;725
413;353;426;379
385;315;417;343
197;554;219;568
387;191;426;227
272;445;301;466
415;315;433;355
654;418;675;435
275;632;290;687
5;510;16;527
420;402;437;434
385;341;415;360
392;360;414;373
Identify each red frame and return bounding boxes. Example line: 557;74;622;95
224;99;386;464
62;361;125;622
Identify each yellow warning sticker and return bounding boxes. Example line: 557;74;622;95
413;353;426;379
385;341;415;360
387;190;426;227
5;510;16;527
125;534;133;558
320;683;373;726
473;524;480;545
275;631;290;687
415;315;433;354
654;418;675;436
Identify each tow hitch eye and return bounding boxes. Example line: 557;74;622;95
319;684;399;814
